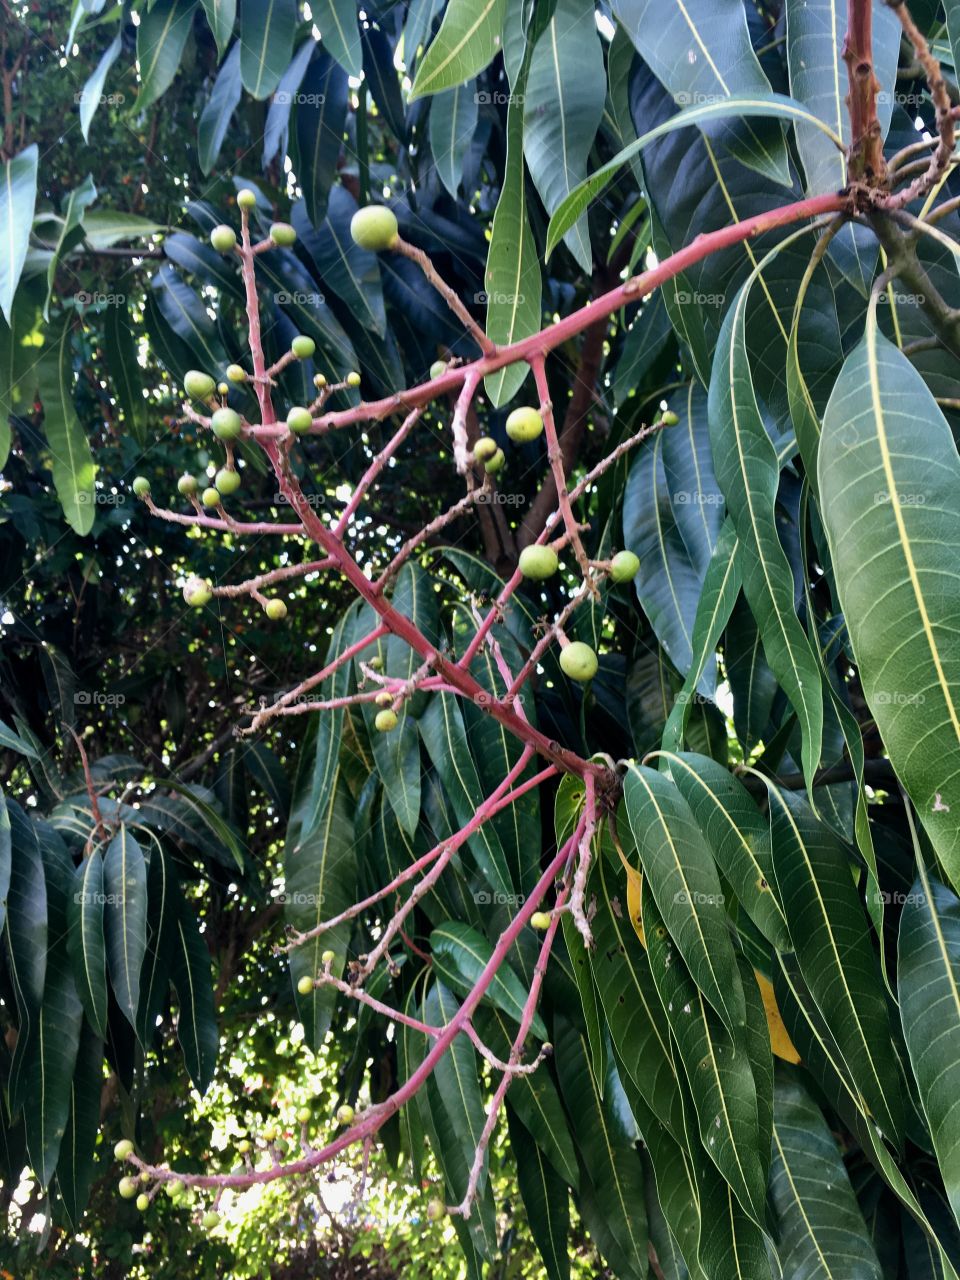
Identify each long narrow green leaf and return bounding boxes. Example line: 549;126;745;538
67;853;108;1038
410;0;506;98
240;0;296;99
819;315;960;891
624;764;746;1033
103;826;148;1029
136;0;197;111
0;144;38;324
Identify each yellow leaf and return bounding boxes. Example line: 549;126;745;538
753;969;801;1064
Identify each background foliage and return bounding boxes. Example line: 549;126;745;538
5;0;960;1278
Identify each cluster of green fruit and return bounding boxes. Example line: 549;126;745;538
115;1139;216;1224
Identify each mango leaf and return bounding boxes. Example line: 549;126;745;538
293;51;348;226
476;1008;579;1187
612;0;791;184
262;36;315;167
80;210;165;250
522;0;605;272
508;1109;570;1280
554;1018;649;1279
785;0;900;196
6;804;47;1115
240;0;296;99
661;521;741;752
313;0;361;77
624;763;746;1033
44;174;97;320
79;34;122;141
641;887;768;1227
654;751;790;950
67;852;108;1037
0;718;41;760
421;981;499;1259
136;841;177;1046
152;264;229;380
483;92;540;406
198;41;242;175
200;0;236;57
38;323;96;535
0;789;10;939
169;889;218;1092
591;849;685;1140
623;432;710;688
708;244;824;790
411;0;507;99
430;921;547;1039
102;826;148;1029
661;381;723;576
429;80;478;197
136;0;197;111
819;320;960;891
104;298;148;446
419;695;514;897
0;144;38;325
21;824;83;1188
767;784;905;1146
899;864;960;1230
56;1020;103;1226
546;95;841;258
771;1074;883;1279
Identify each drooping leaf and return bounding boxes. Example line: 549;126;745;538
819;319;960;891
0;145;38;324
102;826;148;1030
624;763;746;1033
898;864;960;1229
767;784;905;1146
483;92;541;406
522;0;604;272
410;0;507;99
429;81;479;197
554;1018;649;1279
169;888;218;1092
430;921;548;1039
708;243;824;790
136;0;198;111
508;1109;570;1280
314;0;361;78
240;0;296;99
200;0;236;57
56;1020;103;1226
104;298;148;446
78;34;122;142
39;323;96;535
771;1074;883;1279
198;41;242;175
293;51;348;226
44;174;97;320
67;852;108;1038
612;0;791;184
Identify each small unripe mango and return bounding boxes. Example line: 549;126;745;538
269;222;297;247
375;708;398;733
237;188;257;210
297;974;314;996
560;641;598;682
473;437;498;462
202;1210;220;1230
321;949;335;966
184;369;216;401
264;598;288;620
518;545;559;580
426;1198;445;1221
291;335;315;359
530;911;552;930
350;205;399;251
346;371;361;387
119;1176;139;1199
178;474;199;497
132;475;151;498
287;406;313;434
609;550;640;582
336;1104;355;1126
297;1106;311;1124
215;467;240;495
210;224;237;253
484;448;505;474
136;1193;149;1212
429;360;447;379
226;363;247;382
183;576;213;607
211;407;242;440
114;1139;135;1160
661;409;679;426
201;487;221;508
505;406;543;443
